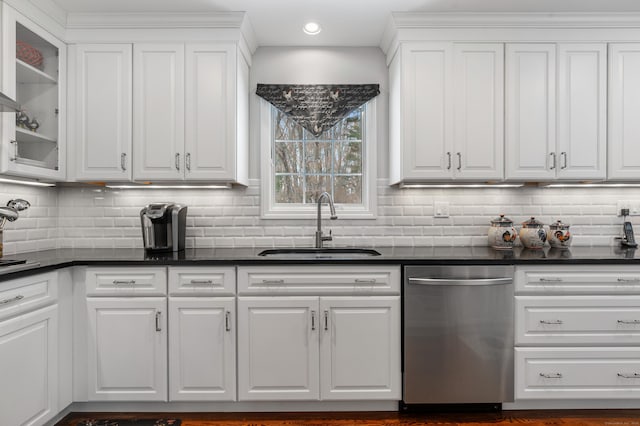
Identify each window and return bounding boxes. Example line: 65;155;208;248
260;100;376;219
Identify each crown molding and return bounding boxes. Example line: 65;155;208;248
66;11;246;29
3;0;67;39
390;11;640;29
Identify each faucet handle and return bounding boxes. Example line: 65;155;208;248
322;229;333;242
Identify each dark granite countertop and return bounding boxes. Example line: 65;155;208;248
1;245;640;280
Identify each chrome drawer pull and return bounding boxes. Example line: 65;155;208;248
539;278;563;282
355;279;376;284
540;373;563;379
617;320;640;325
225;311;231;332
324;310;329;331
617;278;640;282
155;311;162;332
112;280;136;285
311;310;316;331
0;294;24;305
617;373;640;379
190;279;214;284
540;320;563;325
262;279;285;284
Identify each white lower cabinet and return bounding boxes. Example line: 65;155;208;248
86;297;167;401
0;304;58;426
168;297;235;401
515;265;640;401
237;265;401;402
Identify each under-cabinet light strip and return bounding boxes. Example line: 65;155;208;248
399;183;524;188
545;183;640;188
105;184;231;189
0;177;55;187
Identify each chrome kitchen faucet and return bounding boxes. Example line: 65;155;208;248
315;192;337;248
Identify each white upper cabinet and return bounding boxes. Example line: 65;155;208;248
1;4;66;181
132;42;248;183
389;42;503;184
133;43;185;181
609;43;640;180
71;44;132;181
506;43;606;181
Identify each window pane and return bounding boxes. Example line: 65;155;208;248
304;175;331;203
275;142;302;173
334;141;362;174
334;176;362;204
274;110;303;140
275;175;303;203
304;141;332;173
333;109;362;140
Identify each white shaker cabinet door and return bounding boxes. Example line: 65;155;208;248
73;44;132;181
237;297;320;401
184;43;237;180
609;44;640;180
453;43;504;180
557;43;607;180
86;297;167;401
0;305;58;426
133;43;185;180
168;297;235;401
398;42;453;180
505;44;556;181
319;296;401;400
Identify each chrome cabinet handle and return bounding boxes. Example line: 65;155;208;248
446;152;451;170
408;277;511;286
186;153;191;171
121;153;127;171
324;310;329;331
262;279;284;284
155;311;162;332
9;140;17;161
618;320;640;325
355;279;376;284
540;373;563;379
539;278;563;282
457;152;462;171
225;311;231;332
190;279;213;284
0;294;24;305
539;320;563;325
112;280;136;285
311;310;316;331
561;151;567;169
617;278;640;282
618;373;640;379
549;152;556;170
175;153;180;171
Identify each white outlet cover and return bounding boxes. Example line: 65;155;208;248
434;201;450;218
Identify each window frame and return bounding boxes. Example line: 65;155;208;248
260;98;377;219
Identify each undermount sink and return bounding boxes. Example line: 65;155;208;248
258;248;381;258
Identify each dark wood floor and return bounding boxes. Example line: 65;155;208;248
56;410;640;426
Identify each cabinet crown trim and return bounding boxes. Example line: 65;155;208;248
67;11;248;29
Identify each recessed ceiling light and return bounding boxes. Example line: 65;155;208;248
303;21;321;35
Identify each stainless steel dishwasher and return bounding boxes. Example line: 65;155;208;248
403;265;514;406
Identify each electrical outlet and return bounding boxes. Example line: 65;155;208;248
618;201;640;216
433;201;450;218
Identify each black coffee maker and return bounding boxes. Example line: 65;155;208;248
140;203;187;252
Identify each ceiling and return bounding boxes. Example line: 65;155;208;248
48;0;640;46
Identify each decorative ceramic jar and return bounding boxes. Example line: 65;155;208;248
519;217;547;249
548;220;572;249
488;214;517;250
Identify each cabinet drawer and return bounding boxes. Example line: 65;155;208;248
516;265;640;294
0;272;57;321
516;347;640;399
86;267;166;296
168;267;235;296
516;296;640;345
237;266;400;295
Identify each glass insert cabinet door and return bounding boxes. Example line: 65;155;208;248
1;5;66;180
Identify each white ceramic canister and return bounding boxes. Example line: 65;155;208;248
519;217;547;249
548;220;572;248
488;214;517;250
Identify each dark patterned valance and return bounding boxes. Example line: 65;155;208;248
256;84;380;136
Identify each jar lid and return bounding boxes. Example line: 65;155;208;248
550;220;570;230
491;214;513;225
522;217;544;228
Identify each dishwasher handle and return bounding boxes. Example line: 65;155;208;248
408;277;512;286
